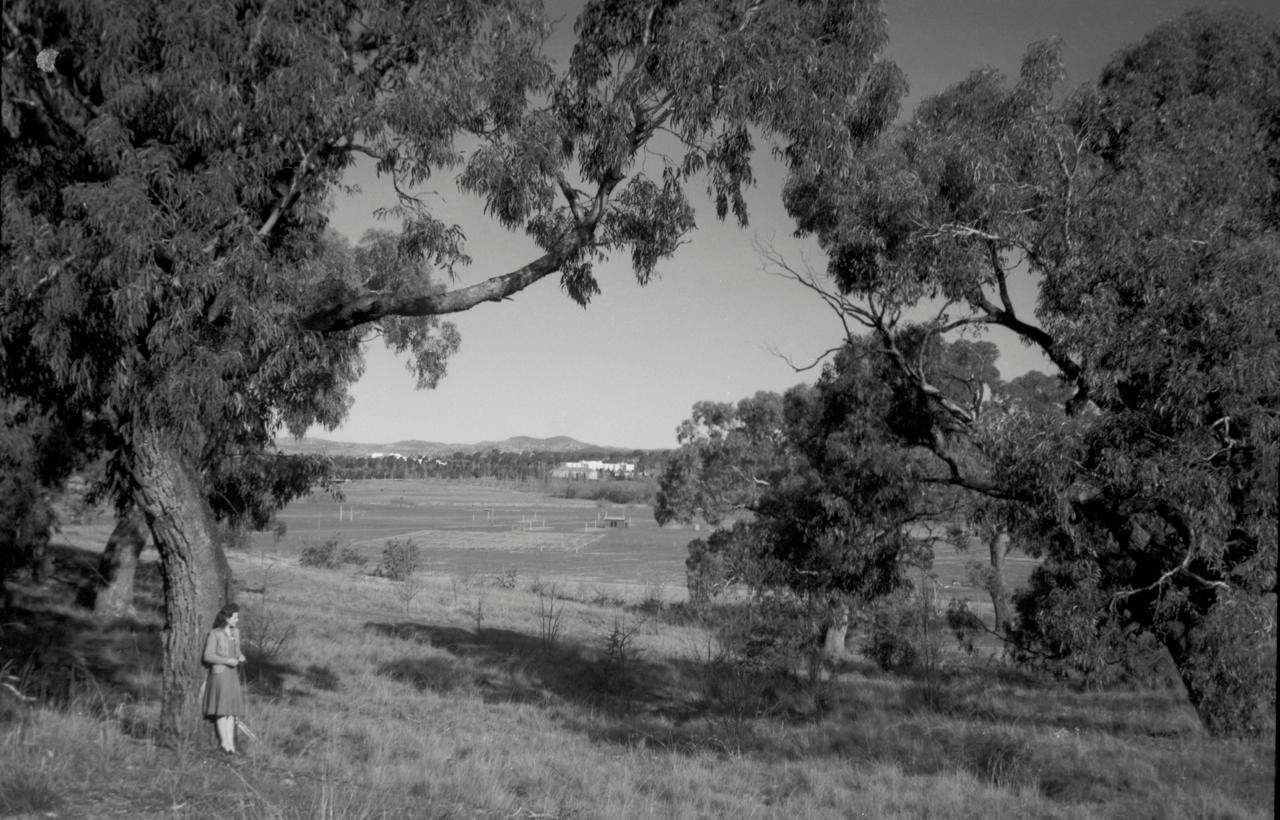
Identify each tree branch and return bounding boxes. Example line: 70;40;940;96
299;251;565;332
769;342;844;373
258;139;327;239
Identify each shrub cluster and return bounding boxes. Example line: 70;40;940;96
552;478;655;505
378;538;420;582
861;594;921;674
298;536;363;569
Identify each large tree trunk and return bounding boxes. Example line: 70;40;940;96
986;531;1012;636
1158;599;1275;738
77;505;147;616
131;427;231;745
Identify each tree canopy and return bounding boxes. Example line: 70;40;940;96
658;336;998;610
772;8;1277;735
2;0;905;740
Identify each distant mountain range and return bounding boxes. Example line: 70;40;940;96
273;435;634;457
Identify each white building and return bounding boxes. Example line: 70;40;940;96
551;460;636;480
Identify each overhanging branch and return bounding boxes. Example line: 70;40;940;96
299;251;566;332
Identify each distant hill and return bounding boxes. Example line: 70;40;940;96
273;435;629;457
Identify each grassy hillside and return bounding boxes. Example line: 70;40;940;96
1;485;1273;819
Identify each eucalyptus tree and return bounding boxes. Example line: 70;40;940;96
2;0;902;739
657;337;990;657
655;391;792;532
779;9;1278;734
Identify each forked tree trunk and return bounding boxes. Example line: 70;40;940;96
78;505;147;617
131;427;231;744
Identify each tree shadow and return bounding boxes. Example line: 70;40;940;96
882;663;1202;739
363;620;700;718
1;544;301;714
240;650;298;699
2;545;165;712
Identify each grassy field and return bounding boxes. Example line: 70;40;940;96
268;479;698;595
263;479;1036;608
1;480;1272;819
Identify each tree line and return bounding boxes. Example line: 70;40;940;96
3;1;1274;741
324;449;667;482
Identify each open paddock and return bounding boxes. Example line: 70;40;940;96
262;479;698;589
252;479;1035;614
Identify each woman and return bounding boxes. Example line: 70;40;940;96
203;603;246;755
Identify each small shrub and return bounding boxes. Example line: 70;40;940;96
537;584;565;651
603;614;645;668
240;585;298;691
860;585;944;678
378;539;419;582
299;536;351;569
493;566;518;589
393;570;424;613
585;614;649;699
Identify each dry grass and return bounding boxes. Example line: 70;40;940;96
2;501;1274;819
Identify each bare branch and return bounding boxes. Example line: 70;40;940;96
1113;539;1230;604
300;251;565;332
769;342;844;373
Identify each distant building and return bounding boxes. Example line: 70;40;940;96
550;460;636;480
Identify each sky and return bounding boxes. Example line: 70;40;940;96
311;0;1278;450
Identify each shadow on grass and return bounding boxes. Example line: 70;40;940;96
240;651;299;699
364;620;699;717
362;618;1247;810
890;664;1202;739
2;545;164;715
1;544;297;720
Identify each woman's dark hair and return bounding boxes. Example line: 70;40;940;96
211;602;240;629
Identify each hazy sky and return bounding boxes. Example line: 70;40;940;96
312;0;1277;450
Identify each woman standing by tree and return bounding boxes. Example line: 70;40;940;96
202;604;246;755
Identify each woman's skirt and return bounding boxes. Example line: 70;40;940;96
203;669;244;717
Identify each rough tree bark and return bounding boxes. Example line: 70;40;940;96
131;427;231;744
77;505;147;617
986;531;1012;636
